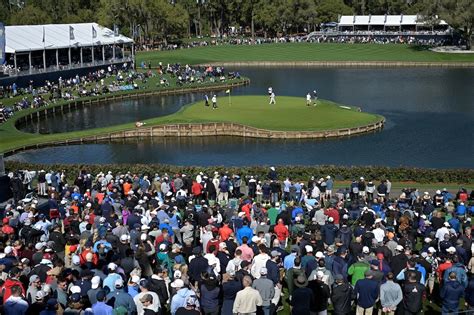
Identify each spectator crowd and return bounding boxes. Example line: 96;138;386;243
0;167;473;314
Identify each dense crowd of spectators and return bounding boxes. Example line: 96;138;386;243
1;167;473;314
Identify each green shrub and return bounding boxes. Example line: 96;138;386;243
4;161;473;184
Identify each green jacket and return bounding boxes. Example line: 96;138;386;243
348;261;370;285
268;207;279;225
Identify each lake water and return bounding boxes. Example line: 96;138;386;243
9;67;474;168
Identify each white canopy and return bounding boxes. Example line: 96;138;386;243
338;15;448;27
5;23;133;54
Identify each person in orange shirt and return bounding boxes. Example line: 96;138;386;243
242;202;252;222
274;219;289;247
123;181;132;196
219;222;233;241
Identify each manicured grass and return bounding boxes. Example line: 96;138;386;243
160;95;383;131
137;43;474;66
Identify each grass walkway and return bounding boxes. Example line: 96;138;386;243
137;43;474;66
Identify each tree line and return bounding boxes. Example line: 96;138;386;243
0;0;472;48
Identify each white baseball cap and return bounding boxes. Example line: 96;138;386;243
91;276;100;289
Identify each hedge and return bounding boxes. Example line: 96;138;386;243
4;161;473;184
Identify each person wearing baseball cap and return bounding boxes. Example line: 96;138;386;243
134;279;161;315
105;278;137;313
251;267;274;313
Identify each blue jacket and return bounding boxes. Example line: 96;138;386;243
266;260;280;285
3;297;29;315
236;226;253;245
332;256;348;280
321;223;338;245
355;278;379;308
444;263;468;288
441;280;464;309
171;288;198;315
200;284;220;310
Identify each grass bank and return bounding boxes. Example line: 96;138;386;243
137;43;474;66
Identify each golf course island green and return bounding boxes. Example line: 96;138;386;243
157;95;384;132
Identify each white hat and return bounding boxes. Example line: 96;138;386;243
424;237;432;243
120;234;128;242
444;222;450;227
99;217;106;223
35;290;45;300
238;212;246;217
159;244;167;251
60;199;67;205
70;285;81;294
315;251;325;259
174;270;182;279
170;279;184;288
316;271;324;279
141;225;150;231
428;247;437;253
86;203;92;208
326;175;331;179
260;267;268;275
447;247;456;253
270;167;275;171
91;276;100;289
107;262;117;271
35;242;45;251
362;246;370;254
251;236;260;243
130;275;140;283
421;215;427;220
375;218;382;224
72;255;80;265
4;246;13;255
305;245;313;253
140;233;147;241
396;245;404;251
115;278;124;287
436;190;441;194
328;217;334;222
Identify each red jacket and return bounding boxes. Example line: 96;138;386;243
274;223;289;241
325;208;340;224
219;225;233;241
1;278;25;303
192;182;203;196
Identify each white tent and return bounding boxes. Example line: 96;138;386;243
5;23;132;53
338;15;448;28
3;23;134;76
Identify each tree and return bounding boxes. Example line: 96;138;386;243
9;4;52;25
316;0;353;25
421;0;474;50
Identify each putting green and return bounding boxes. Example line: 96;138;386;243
162;95;383;131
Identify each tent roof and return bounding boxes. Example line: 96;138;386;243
338;15;448;27
369;15;386;25
5;23;133;54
